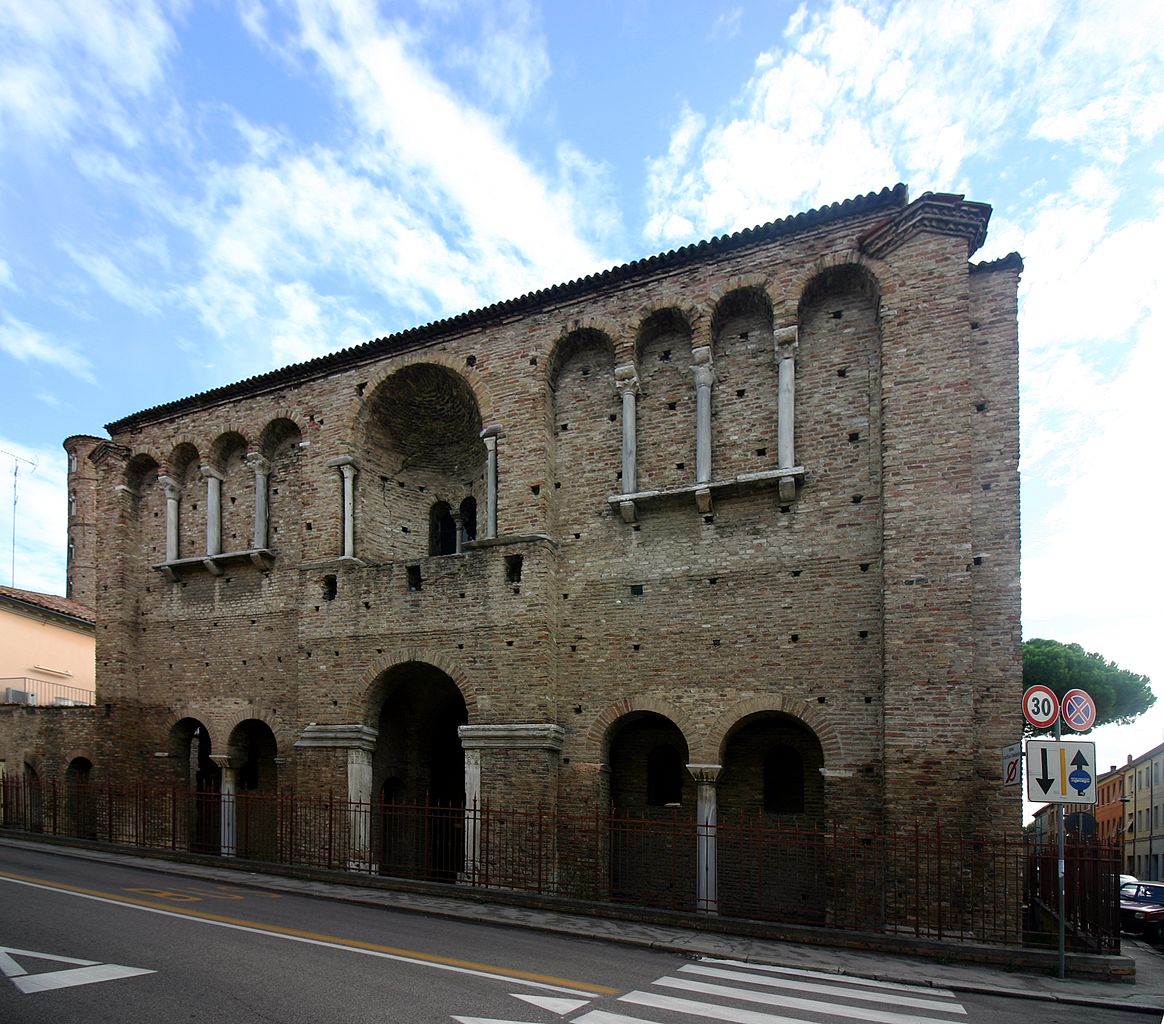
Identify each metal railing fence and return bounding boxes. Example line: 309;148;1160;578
0;776;1118;949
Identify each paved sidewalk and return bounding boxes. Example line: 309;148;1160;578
4;837;1160;1014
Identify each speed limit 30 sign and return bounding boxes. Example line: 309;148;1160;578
1023;685;1059;729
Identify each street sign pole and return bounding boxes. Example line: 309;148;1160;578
1056;716;1065;980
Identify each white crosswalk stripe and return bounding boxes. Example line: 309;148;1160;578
571;958;970;1024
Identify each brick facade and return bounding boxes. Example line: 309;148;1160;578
14;185;1023;926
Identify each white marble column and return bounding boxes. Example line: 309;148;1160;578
692;347;715;485
246;453;271;550
201;465;224;556
462;748;483;883
688;763;721;914
481;426;501;539
452;509;464;555
211;754;236;857
327;456;358;558
775;325;799;471
159;475;180;562
348;747;373;870
614;364;639;494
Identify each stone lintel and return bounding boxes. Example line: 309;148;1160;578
819;767;855;779
294;723;379;752
458;724;565;751
695;487;713;514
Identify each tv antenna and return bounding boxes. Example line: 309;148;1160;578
0;446;38;588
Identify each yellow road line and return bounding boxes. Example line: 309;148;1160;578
0;868;618;996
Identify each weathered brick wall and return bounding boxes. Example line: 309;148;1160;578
24;189;1022;886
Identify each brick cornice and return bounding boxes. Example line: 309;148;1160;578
859;192;991;260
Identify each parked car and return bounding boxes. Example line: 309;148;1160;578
1121;874;1138;886
1120;881;1164;941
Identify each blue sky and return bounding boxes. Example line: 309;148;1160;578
1;0;1161;793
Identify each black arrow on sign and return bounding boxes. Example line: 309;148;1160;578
1036;747;1055;795
1071;749;1090;769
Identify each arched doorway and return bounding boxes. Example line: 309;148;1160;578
717;713;826;922
228;719;279;860
370;662;468;881
169;718;220;854
65;757;97;839
606;712;695;910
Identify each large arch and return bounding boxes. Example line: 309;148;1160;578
602;707;696;912
166;716;220;855
715;708;829;924
363;659;469;881
227;717;280;861
350;361;487;564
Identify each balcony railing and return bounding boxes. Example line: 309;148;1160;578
1;677;95;707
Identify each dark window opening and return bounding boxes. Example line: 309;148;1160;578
460;496;477;544
322;575;337;601
505;554;523;583
429;502;457;555
406;565;422;592
647;744;684;806
764;746;806;813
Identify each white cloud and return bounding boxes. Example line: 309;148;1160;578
642;0;1163;243
0;258;11;289
0;438;68;595
0;314;95;383
270;0;611;282
0;0;181;149
448;0;550;118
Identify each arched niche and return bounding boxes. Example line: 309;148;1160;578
634;308;695;493
547;328;618;539
355;364;486;563
710;286;776;481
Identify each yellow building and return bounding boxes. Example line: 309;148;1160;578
0;585;95;708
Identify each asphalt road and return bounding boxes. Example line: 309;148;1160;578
0;844;1149;1024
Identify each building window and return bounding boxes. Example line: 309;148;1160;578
429;502;457;555
460;496;477;544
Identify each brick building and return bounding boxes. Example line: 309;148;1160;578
18;185;1023;924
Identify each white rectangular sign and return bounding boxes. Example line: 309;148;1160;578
1025;739;1097;804
1001;742;1022;788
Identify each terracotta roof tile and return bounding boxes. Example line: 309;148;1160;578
0;585;95;625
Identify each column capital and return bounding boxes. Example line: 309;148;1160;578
691;346;714;388
774;324;799;353
327;454;358;474
209;754;232;770
158;475;181;501
614;363;639;393
686;762;722;784
200;464;225;482
772;328;800;351
480;424;502;449
245;452;271;474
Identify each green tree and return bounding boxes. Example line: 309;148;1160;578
1024;638;1154;733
